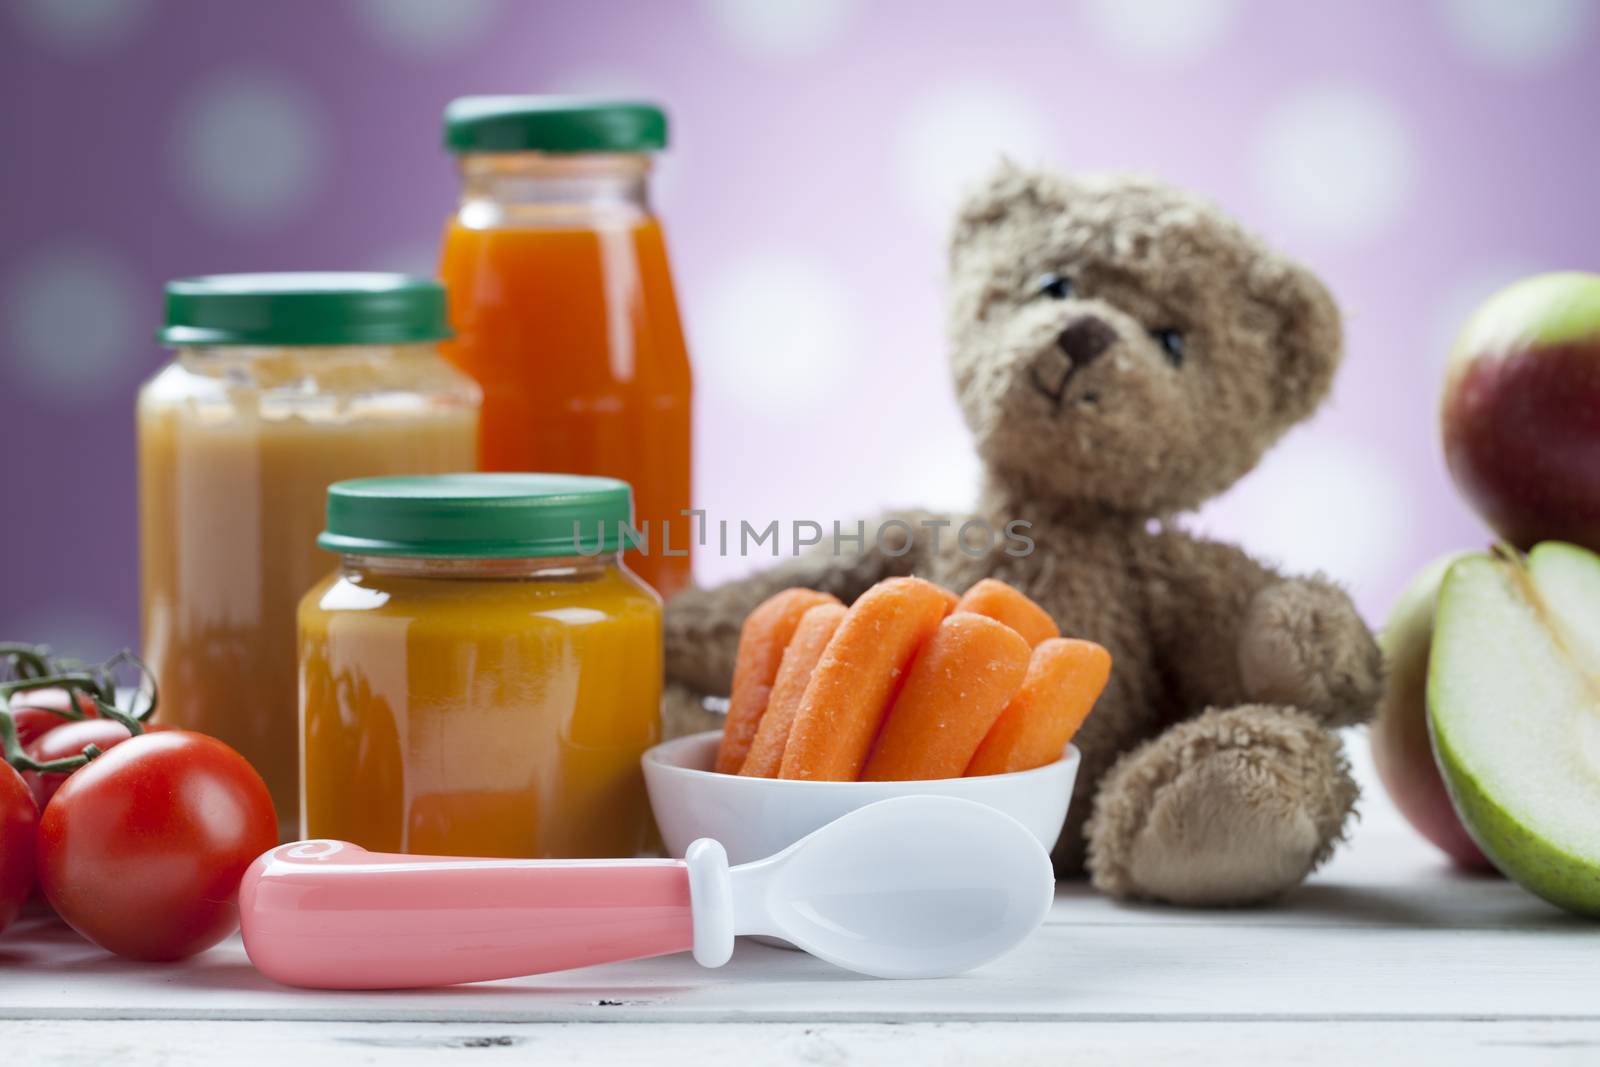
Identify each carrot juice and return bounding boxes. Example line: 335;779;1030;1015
440;98;693;598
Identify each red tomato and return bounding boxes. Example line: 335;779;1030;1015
9;689;101;749
23;720;167;808
0;762;38;935
11;687;100;719
12;707;84;750
36;731;277;961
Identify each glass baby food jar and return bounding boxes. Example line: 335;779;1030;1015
139;274;480;840
439;97;694;600
299;473;663;859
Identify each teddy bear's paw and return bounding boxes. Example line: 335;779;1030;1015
1085;705;1357;906
1239;579;1384;728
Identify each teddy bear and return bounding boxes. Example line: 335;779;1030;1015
662;165;1384;907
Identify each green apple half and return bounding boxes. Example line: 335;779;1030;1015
1429;542;1600;915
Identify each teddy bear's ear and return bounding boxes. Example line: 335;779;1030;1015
947;160;1054;264
1247;253;1343;418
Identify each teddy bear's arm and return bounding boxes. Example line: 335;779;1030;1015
1236;576;1384;728
663;509;946;698
1134;530;1382;728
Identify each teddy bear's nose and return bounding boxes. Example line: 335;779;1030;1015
1056;316;1117;367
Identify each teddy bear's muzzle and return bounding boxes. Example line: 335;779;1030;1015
1028;314;1116;410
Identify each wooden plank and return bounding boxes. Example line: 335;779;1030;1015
5;1018;1600;1066
3;906;1595;1023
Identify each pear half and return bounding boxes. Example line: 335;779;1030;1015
1428;542;1600;916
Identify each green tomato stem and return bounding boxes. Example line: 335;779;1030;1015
0;710;90;776
89;692;144;736
102;648;160;722
0;643;55;682
0;672;105;711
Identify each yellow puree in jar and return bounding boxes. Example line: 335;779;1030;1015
298;559;662;858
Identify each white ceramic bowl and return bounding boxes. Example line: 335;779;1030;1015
643;730;1079;866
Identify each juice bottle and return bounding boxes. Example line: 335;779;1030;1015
439;98;693;599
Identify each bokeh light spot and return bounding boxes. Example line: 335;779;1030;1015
692;253;861;421
1252;86;1415;245
172;71;327;230
11;0;150;52
895;83;1056;235
1082;0;1240;63
354;0;502;58
1438;0;1593;71
704;0;858;60
3;243;140;403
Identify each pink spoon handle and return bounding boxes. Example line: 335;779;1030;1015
240;840;709;989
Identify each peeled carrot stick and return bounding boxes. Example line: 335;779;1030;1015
954;578;1060;648
965;638;1111;776
861;613;1031;781
779;576;953;781
714;588;841;774
739;603;847;778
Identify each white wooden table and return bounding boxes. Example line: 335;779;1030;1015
3;736;1597;1065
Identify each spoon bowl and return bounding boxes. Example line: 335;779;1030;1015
730;795;1055;979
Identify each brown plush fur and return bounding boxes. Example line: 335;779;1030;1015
663;166;1383;906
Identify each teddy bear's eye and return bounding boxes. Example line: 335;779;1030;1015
1033;272;1074;300
1152;328;1185;367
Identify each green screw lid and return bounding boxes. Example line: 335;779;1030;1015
444;96;667;154
160;273;452;347
319;473;637;559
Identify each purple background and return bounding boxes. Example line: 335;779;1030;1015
2;0;1598;659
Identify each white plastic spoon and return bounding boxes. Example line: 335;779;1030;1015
240;795;1055;988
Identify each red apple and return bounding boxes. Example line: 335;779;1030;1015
1370;554;1495;870
1441;271;1600;550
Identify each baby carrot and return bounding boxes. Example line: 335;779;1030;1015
714;587;842;774
739;603;847;778
779;576;953;781
954;578;1060;648
965;638;1111;776
861;613;1031;781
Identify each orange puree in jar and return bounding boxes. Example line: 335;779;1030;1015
439;98;693;599
298;474;662;858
